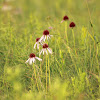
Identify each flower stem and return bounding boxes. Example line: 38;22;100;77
35;65;45;91
65;21;68;45
39;46;42;75
72;29;76;55
48;52;50;87
46;54;48;94
33;63;39;91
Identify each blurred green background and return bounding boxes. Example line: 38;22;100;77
0;0;100;30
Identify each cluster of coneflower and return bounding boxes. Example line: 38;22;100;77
25;15;75;65
25;30;53;65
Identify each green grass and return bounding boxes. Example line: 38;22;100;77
0;0;100;100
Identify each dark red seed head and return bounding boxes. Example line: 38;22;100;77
63;16;69;21
43;30;49;35
29;53;35;58
69;22;76;28
36;38;40;42
43;43;48;48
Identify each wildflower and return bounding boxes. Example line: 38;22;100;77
34;38;41;49
61;15;69;23
25;53;42;65
69;22;76;28
48;26;53;30
39;43;52;55
39;30;53;42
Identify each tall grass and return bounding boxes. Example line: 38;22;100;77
0;0;100;100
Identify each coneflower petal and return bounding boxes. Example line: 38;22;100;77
47;35;49;40
61;20;64;23
32;58;35;63
29;58;33;65
46;50;48;55
34;42;37;49
39;49;43;55
37;43;40;49
39;35;44;42
25;58;30;63
44;35;46;41
35;57;42;61
47;48;52;54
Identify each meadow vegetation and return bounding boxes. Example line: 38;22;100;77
0;0;100;100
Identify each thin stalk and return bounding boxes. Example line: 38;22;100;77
65;21;68;45
72;29;76;55
48;54;51;87
33;63;39;91
85;0;94;35
39;46;42;75
46;54;48;94
35;65;45;91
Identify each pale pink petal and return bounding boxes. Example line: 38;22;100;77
47;35;49;40
29;58;33;65
34;42;37;49
35;57;42;61
61;20;64;23
37;43;40;49
25;58;30;63
47;48;52;54
44;35;46;41
45;49;48;55
32;58;35;63
39;49;43;56
39;35;45;42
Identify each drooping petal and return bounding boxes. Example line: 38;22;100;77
25;58;30;63
35;57;42;61
45;49;48;55
47;35;49;40
50;35;53;37
43;35;46;41
34;42;37;49
47;48;52;54
61;20;64;23
37;43;40;49
32;58;35;63
29;58;33;65
39;35;45;42
39;49;43;56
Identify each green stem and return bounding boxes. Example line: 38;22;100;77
65;21;68;45
72;29;76;54
48;54;51;87
33;63;39;91
46;54;48;94
39;46;42;75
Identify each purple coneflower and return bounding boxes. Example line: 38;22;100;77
25;53;42;65
69;22;76;28
61;15;69;23
39;43;52;55
34;38;41;49
39;30;53;42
